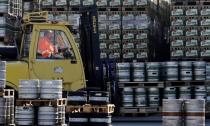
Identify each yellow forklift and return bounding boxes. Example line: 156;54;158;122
2;8;103;92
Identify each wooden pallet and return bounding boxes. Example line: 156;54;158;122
16;98;67;106
165;80;207;87
120;107;161;115
66;104;115;114
118;81;164;88
0;89;14;97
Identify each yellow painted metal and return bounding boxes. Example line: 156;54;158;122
23;11;48;23
6;16;86;91
23;11;70;26
6;61;29;90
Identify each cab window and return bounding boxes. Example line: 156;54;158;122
22;33;31;57
36;30;75;59
22;25;33;58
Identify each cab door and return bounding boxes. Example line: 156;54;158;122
29;25;86;91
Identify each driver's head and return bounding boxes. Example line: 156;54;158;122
44;30;53;39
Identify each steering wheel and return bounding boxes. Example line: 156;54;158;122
58;47;69;53
63;49;72;58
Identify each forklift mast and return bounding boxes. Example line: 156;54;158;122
79;5;103;89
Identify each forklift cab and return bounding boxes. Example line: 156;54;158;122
22;25;74;59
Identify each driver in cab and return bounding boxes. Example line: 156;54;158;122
38;30;64;59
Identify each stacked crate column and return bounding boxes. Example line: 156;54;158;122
185;4;200;58
170;4;185;59
107;10;122;60
122;10;136;61
122;1;150;61
98;10;109;59
98;7;122;60
200;2;210;58
0;0;21;45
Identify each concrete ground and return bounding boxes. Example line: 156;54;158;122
113;121;210;126
113;122;161;126
112;116;210;126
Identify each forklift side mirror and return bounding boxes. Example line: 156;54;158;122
71;29;78;34
68;26;78;34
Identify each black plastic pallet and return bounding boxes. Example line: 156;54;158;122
41;6;68;11
171;1;199;5
200;1;210;5
97;7;121;11
120;107;161;114
170;57;210;61
122;6;148;11
165;80;208;87
118;82;164;88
